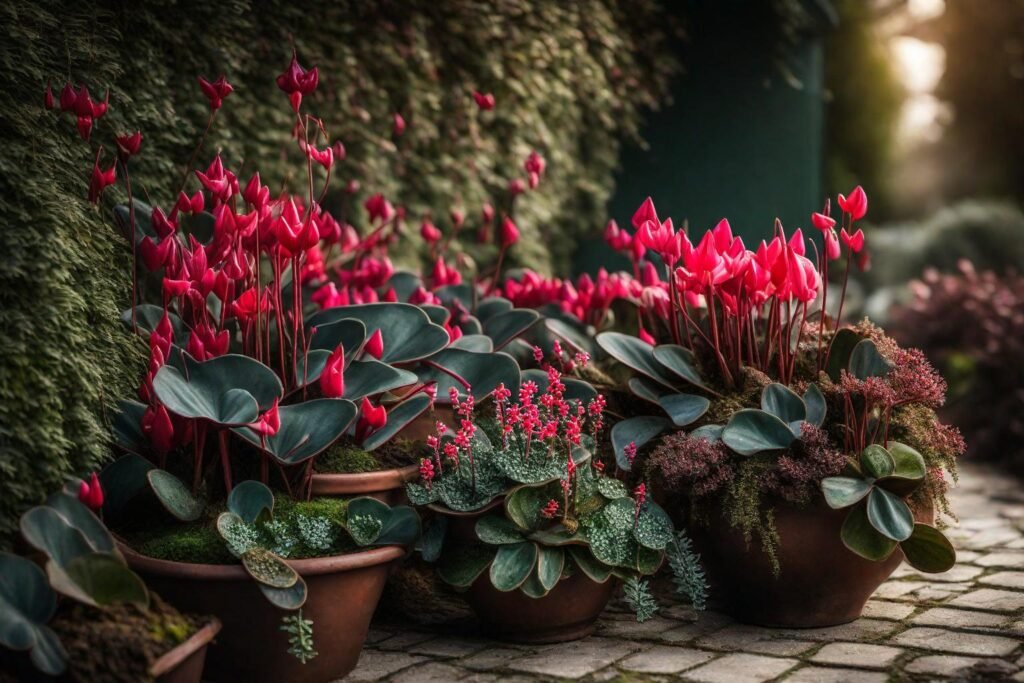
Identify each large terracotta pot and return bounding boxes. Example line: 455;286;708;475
442;501;613;643
121;544;404;683
151;619;221;683
308;407;455;503
690;498;933;628
464;571;617;643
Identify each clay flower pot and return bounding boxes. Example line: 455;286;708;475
464;571;616;643
121;544;404;683
309;407;455;504
151;619;221;683
442;501;614;643
690;498;933;628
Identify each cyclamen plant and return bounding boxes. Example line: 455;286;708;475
405;360;709;621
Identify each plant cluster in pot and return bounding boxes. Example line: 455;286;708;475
404;357;710;643
0;482;219;683
42;52;432;683
594;192;964;628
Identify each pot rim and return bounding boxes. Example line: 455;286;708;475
119;541;405;579
309;463;419;494
149;617;222;677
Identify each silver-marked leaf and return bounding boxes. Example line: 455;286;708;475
476;515;526;544
241;547;299;589
867;487;915;542
860;445;895;479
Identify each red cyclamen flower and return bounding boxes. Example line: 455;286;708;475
198;75;233;111
87;151;117;204
500;216;520;247
320;346;345;398
276;51;319;112
472;91;496;111
77;472;104;512
837;185;868;221
115;131;143;162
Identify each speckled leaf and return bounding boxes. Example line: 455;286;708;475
147;470;203;522
476;515;526;544
596;477;628;499
241;547;299;589
633;502;673;550
505;481;564;531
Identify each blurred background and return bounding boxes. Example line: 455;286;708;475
1;0;1022;543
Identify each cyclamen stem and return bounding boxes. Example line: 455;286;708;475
178;112;215;197
120;160;139;334
218;429;233;494
824;249;853;370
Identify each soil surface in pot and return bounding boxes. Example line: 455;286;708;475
49;594;201;683
315;436;427;474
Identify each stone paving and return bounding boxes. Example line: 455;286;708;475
342;463;1024;682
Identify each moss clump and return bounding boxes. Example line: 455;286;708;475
317;444;382;474
126;496;354;564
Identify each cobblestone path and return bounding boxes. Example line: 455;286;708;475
343;463;1024;682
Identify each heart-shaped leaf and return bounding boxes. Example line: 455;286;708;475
657;393;710;427
652;344;711;392
346;497;421;548
628;376;671;404
308;318;366;354
153;354;282;425
860;445;895;479
612;416;670;470
826;329;864;381
867;487;915;541
483;309;540;350
420;305;451;327
20;507;94;567
46;552;149;608
901;524;956;574
721;409;797;455
521;369;597;403
841;503;898;561
0;552;66;676
536;546;565;591
849;339;892;380
803;384;827;427
308;303;449;363
596;332;675;389
475;297;514;322
234;399;357;466
691;424;724;442
147;470;204;522
476;515;526;544
386;271;424;302
99;454;154;523
761;384;806;425
490;541;538;592
822;477;872;509
45;494;117;556
450;335;494;352
226;480;275;524
417;349;521;403
361;393;433;451
437;545;496;588
567;547;613;583
111;400;148;455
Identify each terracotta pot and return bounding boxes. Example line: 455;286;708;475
441;502;613;643
309;408;455;503
151;619;221;683
309;464;418;504
690;498;933;628
465;571;616;643
121;544;404;683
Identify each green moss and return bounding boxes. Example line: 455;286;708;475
317;444;381;474
149;615;193;647
274;496;350;527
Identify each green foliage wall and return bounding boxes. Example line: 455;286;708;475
0;0;675;544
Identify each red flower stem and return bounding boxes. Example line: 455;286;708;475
824;250;853;370
177;111;216;197
816;249;829;373
488;246;507;296
192;421;207;494
706;287;734;388
218;430;233;494
119;160;139;334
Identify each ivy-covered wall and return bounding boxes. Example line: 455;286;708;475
0;0;676;544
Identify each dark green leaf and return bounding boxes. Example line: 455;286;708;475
657;393;710;427
803;384;827;427
611;416;670;470
147;470;203;522
489;542;538;592
841;504;898;561
226;480;275;524
308;303;449;363
437;545;496;587
821;477;872;509
483;309;540;349
849;340;892;380
860;445;895;479
595;332;675;388
652;344;712;392
476;515;526;544
826;329;864;381
761;384;806;424
536;546;564;591
901;524;956;574
721;409;797;455
234;399;357;466
362;393;432;451
867;487;915;542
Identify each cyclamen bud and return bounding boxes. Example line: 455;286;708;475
77;473;104;512
393;113;406;136
500;216;520;248
365;329;384;360
420;220;441;244
44;84;54;109
320;345;345;398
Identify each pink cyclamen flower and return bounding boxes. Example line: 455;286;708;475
198;75;233;111
320;345;345;398
420;220;441;244
251;398;280;436
811;212;835;231
77;473;104;512
365;329;384;360
837;186;868;221
631;196;659;231
472;91;496;110
840;227;866;253
500;216;520;247
276;51;319;112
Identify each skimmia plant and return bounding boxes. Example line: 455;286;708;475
406;359;709;621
